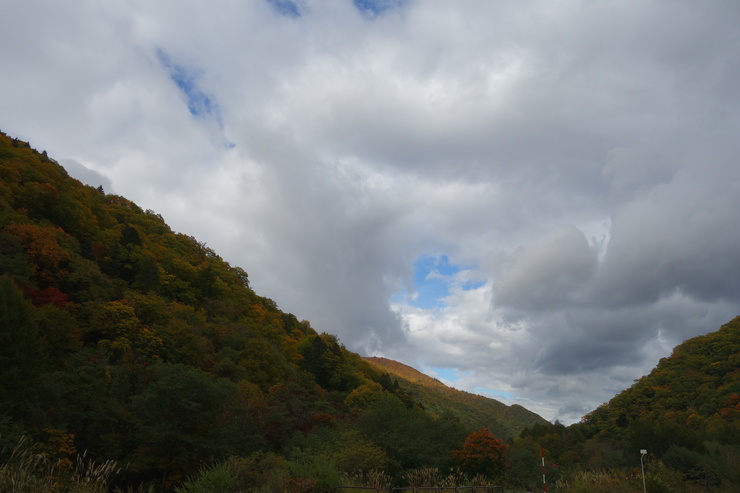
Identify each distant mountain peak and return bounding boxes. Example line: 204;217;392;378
364;356;547;438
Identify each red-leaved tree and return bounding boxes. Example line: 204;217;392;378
452;427;510;481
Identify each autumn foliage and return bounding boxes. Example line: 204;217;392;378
452;427;509;480
0;131;473;490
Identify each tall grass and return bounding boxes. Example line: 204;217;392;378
404;466;442;487
0;435;123;493
343;469;393;492
0;435;54;493
70;450;121;492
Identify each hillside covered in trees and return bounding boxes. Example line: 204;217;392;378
506;316;740;492
0;131;544;491
365;357;547;439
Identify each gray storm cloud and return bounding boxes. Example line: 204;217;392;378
494;225;598;312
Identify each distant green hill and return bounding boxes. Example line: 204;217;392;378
582;316;740;444
365;356;548;439
507;318;740;493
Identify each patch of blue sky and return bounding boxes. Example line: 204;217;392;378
430;366;471;384
354;0;405;17
453;270;486;292
410;254;456;308
266;0;300;17
156;49;221;124
403;254;484;309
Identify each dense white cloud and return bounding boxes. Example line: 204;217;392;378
2;0;739;423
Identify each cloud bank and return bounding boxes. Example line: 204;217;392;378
2;0;739;422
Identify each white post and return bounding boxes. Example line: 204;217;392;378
541;447;546;493
640;449;647;493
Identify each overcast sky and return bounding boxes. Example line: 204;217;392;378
3;0;740;423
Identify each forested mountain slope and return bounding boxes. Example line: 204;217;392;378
0;130;544;491
365;356;547;439
506;317;740;493
581;316;740;444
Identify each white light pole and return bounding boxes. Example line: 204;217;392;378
640;449;647;493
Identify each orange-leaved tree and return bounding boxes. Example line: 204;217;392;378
452;427;510;481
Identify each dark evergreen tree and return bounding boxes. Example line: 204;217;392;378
0;275;43;417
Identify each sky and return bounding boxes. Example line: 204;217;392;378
2;0;740;423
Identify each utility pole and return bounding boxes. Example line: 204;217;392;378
640;449;647;493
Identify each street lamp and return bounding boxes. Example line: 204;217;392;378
640;449;647;493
